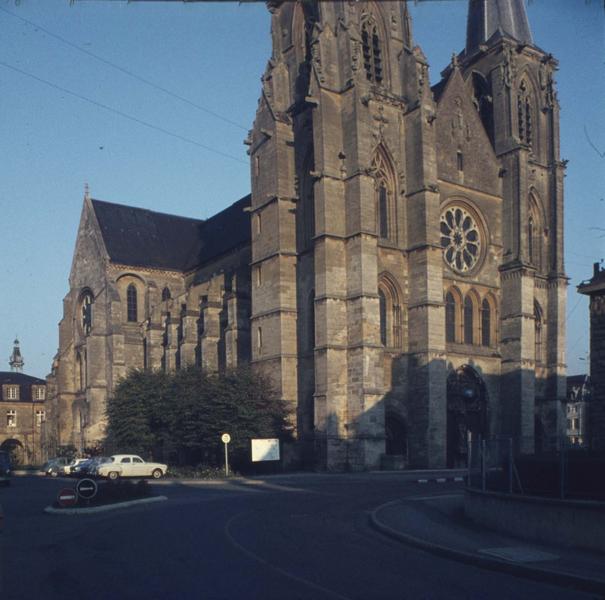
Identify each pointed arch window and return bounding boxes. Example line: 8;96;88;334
528;216;535;265
372;148;396;243
517;80;532;147
379;289;388;346
378;185;389;239
528;194;545;272
80;291;93;336
481;298;491;347
445;292;457;343
378;277;402;349
464;296;474;345
362;19;383;85
162;287;171;301
534;301;544;365
127;284;138;322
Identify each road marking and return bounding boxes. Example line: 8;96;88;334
478;547;559;563
417;479;428;483
436;478;447;483
225;511;353;600
407;493;464;501
454;477;465;482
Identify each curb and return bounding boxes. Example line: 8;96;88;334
369;500;605;595
44;495;167;515
416;476;465;484
13;471;45;477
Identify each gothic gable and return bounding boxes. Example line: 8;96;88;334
435;67;500;197
69;198;111;293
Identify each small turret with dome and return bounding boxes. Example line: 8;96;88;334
9;337;24;373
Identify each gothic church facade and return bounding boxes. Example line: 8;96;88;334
48;0;567;470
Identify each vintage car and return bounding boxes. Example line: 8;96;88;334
44;457;70;477
96;455;168;480
65;458;89;476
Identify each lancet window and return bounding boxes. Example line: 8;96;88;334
481;299;491;347
372;148;395;243
534;301;544;365
127;284;138;322
517;80;533;147
445;288;496;348
362;18;383;84
464;296;474;345
378;276;402;349
445;292;457;343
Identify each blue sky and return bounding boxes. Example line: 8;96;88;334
0;0;603;379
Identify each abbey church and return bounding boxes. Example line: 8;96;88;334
47;0;567;470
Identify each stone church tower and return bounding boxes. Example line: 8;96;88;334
247;0;566;469
49;0;566;471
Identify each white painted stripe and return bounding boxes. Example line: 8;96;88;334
225;511;353;600
436;478;446;483
407;493;464;501
418;479;428;483
454;477;464;482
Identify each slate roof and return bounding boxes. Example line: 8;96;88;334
465;0;533;55
0;371;46;403
91;195;251;273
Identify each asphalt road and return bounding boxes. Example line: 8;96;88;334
0;473;597;600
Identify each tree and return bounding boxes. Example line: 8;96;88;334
106;369;171;458
105;366;292;467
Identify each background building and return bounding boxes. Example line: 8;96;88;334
49;0;566;470
0;339;47;464
566;374;591;447
578;262;605;450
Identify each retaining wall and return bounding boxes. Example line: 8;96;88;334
464;488;605;553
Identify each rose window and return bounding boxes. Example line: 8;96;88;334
440;206;482;273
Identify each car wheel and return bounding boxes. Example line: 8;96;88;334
51;471;58;478
108;471;119;481
151;469;162;479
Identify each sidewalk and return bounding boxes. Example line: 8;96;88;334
370;491;605;595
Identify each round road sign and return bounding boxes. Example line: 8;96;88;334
76;478;98;500
221;433;231;444
57;488;78;508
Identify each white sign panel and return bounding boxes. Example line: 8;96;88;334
251;438;280;462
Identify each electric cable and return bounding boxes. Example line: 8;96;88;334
0;59;248;165
0;5;249;132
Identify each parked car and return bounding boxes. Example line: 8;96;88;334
44;457;70;477
63;458;90;475
96;455;168;480
68;458;92;477
0;451;11;486
83;456;112;478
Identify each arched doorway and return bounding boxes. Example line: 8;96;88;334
385;413;407;458
1;438;25;466
446;366;487;468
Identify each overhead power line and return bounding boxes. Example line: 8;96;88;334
0;59;248;165
0;5;249;132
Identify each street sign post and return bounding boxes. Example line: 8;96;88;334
57;488;78;508
76;478;98;501
221;433;231;477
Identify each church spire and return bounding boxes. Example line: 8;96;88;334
465;0;533;55
9;337;24;372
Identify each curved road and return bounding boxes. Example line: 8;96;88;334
0;473;595;599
